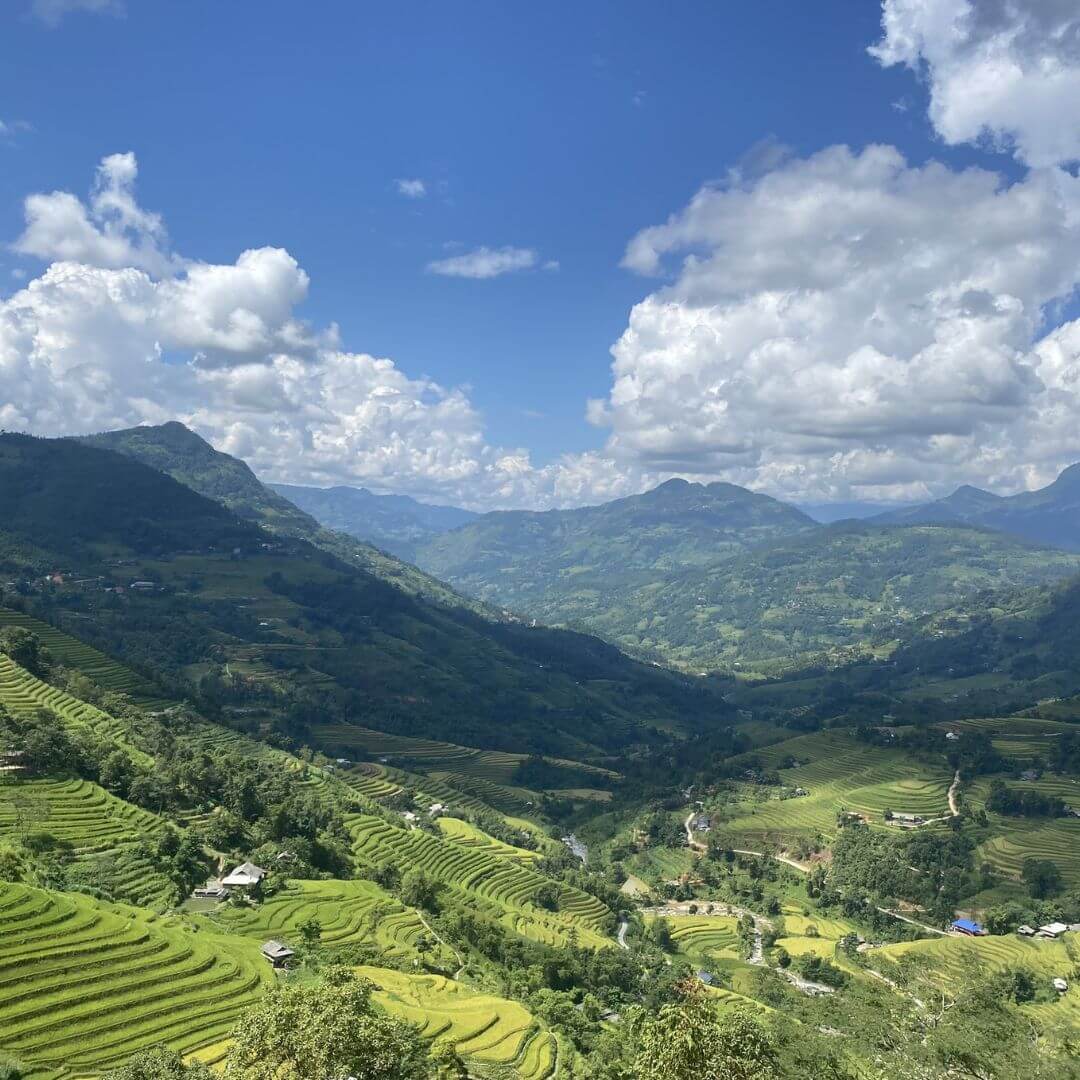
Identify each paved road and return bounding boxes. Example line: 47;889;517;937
617;919;629;950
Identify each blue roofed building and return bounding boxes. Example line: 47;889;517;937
952;919;985;936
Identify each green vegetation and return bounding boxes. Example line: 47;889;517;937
0;881;271;1076
414;479;1080;675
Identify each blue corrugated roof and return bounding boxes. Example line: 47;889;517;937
952;918;984;933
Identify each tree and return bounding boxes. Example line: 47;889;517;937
0;628;49;677
632;980;777;1080
224;968;431;1080
101;1047;214;1080
1022;857;1063;899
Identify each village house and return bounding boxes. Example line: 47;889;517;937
1037;922;1069;939
260;940;295;968
222;861;268;889
691;814;712;832
1017;925;1036;936
193;885;228;900
951;919;985;936
890;812;925;826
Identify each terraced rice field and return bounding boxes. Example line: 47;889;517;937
943;717;1074;761
718;732;953;841
0;777;174;908
0;777;163;854
976;817;1080;889
213;879;446;964
663;915;742;963
426;771;538;815
348;813;612;948
0;882;271;1077
437;817;542;863
358;967;563;1079
0;608;168;708
312;724;616;783
872;932;1080;1033
338;762;402;800
0;654;151;767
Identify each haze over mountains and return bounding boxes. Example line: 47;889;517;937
874;466;1080;551
271;482;478;563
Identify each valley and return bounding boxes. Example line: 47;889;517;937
0;430;1079;1080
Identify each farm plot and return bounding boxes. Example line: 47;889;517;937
0;608;167;707
437;817;541;863
0;654;151;766
213;879;448;966
976;817;1080;889
0;777;174;908
348;814;612;948
358;966;562;1079
0;881;271;1077
871;933;1080;1033
718;732;953;841
662;915;742;964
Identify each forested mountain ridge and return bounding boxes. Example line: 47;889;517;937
409;477;1080;675
0;433;729;757
875;463;1080;551
77;422;485;612
272;481;477;562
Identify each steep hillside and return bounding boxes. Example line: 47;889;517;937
273;482;477;562
414;478;1080;674
876;464;1080;550
0;434;729;756
76;423;481;611
0;433;258;561
416;478;814;612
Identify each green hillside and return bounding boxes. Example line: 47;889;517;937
877;463;1080;551
77;423;484;612
416;479;1080;674
271;482;477;563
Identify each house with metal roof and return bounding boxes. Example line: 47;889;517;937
952;918;985;936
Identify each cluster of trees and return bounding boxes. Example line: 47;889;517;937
985;779;1066;818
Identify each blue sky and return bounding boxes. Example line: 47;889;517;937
2;1;1080;508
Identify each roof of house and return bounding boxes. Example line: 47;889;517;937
952;919;984;934
1040;922;1069;935
261;940;295;960
222;861;268;885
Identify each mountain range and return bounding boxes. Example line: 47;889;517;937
400;476;1080;675
874;466;1080;550
271;482;477;562
1;427;728;758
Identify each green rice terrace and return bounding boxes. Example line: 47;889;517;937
0;881;272;1078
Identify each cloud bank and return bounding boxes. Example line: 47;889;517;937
871;0;1080;167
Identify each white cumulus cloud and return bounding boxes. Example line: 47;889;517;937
871;0;1080;168
596;144;1080;503
426;246;541;279
0;154;627;510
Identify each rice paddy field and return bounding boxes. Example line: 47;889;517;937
716;731;954;842
0;881;272;1079
0;608;169;709
662;915;743;963
357;967;567;1079
437;817;542;863
0;654;151;767
211;878;451;966
348;813;613;948
870;932;1080;1036
940;716;1076;761
975;817;1080;889
312;723;616;784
